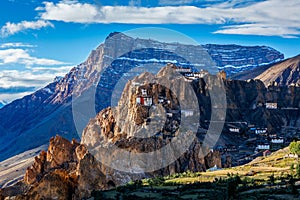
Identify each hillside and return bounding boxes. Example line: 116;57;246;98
0;145;47;188
90;145;300;199
231;62;279;80
255;54;300;86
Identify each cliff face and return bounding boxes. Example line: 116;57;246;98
24;136;79;185
203;44;283;76
10;136;105;199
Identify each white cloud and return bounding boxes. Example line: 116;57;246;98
0;67;72;89
0;20;53;37
0;92;33;103
27;65;73;73
214;24;300;38
0;65;73;102
36;0;300;38
0;48;67;66
211;0;300;38
0;43;71;102
40;3;226;24
0;42;36;48
38;1;102;23
0;70;52;89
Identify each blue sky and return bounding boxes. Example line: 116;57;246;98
0;0;300;103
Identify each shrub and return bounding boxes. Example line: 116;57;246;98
296;163;300;177
226;174;241;200
268;174;275;185
289;141;300;158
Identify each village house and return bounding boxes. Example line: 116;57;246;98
136;97;153;106
132;81;142;86
158;96;165;103
175;67;192;73
141;88;147;96
266;102;278;109
263;150;272;157
257;144;270;150
136;88;153;107
181;110;194;117
271;138;284;144
225;145;238;152
184;71;209;80
166;112;173;118
229;128;240;133
255;128;267;134
256;102;264;107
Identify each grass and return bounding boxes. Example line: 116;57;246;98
92;146;300;199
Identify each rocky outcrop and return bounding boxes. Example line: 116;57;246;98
10;135;220;199
24;136;79;185
24;151;47;185
17;169;77;200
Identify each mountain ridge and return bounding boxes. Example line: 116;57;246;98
255;54;300;86
232;54;300;86
0;32;285;161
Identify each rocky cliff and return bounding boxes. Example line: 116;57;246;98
203;44;283;76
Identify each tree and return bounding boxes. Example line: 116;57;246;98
296;163;300;177
289;141;300;166
226;174;241;200
287;175;298;194
289;141;300;157
268;173;275;185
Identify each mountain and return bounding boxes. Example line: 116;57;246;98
1;64;299;199
232;54;300;87
0;145;47;188
230;62;279;81
0;32;284;162
255;54;300;86
202;44;283;76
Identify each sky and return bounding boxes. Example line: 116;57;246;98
0;0;300;103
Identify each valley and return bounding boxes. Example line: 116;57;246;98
0;32;299;200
